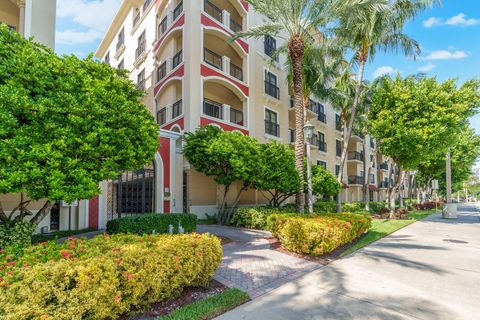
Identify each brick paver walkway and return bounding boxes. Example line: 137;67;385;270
197;225;321;299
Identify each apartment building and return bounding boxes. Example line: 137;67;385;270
0;0;56;48
92;0;392;228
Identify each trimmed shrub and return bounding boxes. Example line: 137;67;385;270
413;201;437;211
267;213;372;256
313;200;337;213
0;221;36;249
106;213;197;235
0;233;222;320
229;207;294;229
368;201;387;214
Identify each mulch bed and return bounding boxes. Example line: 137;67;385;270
267;234;367;266
119;280;227;320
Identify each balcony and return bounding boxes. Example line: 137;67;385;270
157;99;183;126
265;81;280;99
172;49;183;69
203;98;244;127
173;1;184;21
348;151;364;162
204;0;243;33
156;50;183;83
351;130;364;141
155;1;184;51
289;129;295;143
379;162;388;171
157;61;167;82
348;176;365;186
136;79;146;91
378;181;389;189
143;0;153;12
204;47;244;82
265;120;280;137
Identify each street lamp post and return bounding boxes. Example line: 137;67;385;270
443;150;458;219
303;121;314;214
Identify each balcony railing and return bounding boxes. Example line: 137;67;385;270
203;99;223;120
133;12;141;27
348;151;364;162
230;18;242;33
116;40;124;52
379;162;388;170
172;99;182;119
172;49;183;69
204;0;222;23
318;141;327;152
230;108;243;125
158;17;168;36
310;134;319;147
157;61;167;82
204;48;223;70
230;62;243;81
173;1;183;20
135;41;146;59
378;181;390;188
289;129;295;143
265;120;280;137
348;176;365;185
318;112;327;123
143;0;153;12
265;81;280;99
157;108;167;125
136;79;146;91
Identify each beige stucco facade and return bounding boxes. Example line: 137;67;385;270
92;0;400;225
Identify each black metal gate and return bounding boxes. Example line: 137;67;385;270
107;163;155;220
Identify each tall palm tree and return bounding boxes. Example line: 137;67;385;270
333;0;436;212
233;0;376;212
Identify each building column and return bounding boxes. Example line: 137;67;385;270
17;0;26;36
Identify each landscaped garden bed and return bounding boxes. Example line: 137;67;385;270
0;233;222;320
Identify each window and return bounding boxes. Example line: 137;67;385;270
265;71;280;99
370;173;375;184
136;30;146;59
317;160;327;170
370;137;375;149
133;8;141;26
335;114;342;131
143;0;152;12
116;28;125;52
318;132;326;152
265;108;280;137
336;140;342;157
317;103;326;123
136;69;145;90
335;165;341;177
264;35;278;61
104;52;110;65
369;190;374;201
118;59;124;70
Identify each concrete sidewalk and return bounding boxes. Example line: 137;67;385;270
217;205;480;320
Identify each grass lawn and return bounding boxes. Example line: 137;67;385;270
158;288;249;320
340;209;437;257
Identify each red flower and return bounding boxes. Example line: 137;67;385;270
116;259;123;265
60;251;73;259
123;272;135;280
6;261;15;267
175;265;181;270
6;271;12;275
114;293;122;303
0;249;4;254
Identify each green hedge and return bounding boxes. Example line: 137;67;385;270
229;207;294;230
267;213;372;256
0;221;36;249
106;213;197;235
313;200;337;213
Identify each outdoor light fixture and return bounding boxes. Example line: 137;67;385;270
303;121;314;140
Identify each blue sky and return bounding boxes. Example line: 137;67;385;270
55;0;480;137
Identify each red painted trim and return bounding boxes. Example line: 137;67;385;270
201;64;249;97
200;117;249;135
154;64;185;97
153;14;185;54
201;14;249;54
88;196;99;229
162;117;184;131
241;0;249;11
159;138;171;213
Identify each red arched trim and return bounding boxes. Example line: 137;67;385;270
241;0;249;11
201;14;249;54
201;64;249;97
153;14;185;54
200;117;249;135
154;64;184;97
162;117;184;131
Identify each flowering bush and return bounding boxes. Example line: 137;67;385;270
267;213;371;256
106;213;197;235
229;207;294;229
0;233;222;319
0;221;36;249
412;201;437;210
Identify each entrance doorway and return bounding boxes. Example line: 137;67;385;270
50;202;60;231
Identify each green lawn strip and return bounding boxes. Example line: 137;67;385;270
340;209;437;257
158;288;249;320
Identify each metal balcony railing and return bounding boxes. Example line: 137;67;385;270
230;62;243;81
379;162;389;170
157;61;167;82
230;108;244;125
173;1;183;20
158;17;168;36
348;151;364;161
348;176;365;185
204;0;222;23
203;99;223;120
172;99;182;119
172;50;183;69
157;108;167;125
135;41;146;59
204;47;223;70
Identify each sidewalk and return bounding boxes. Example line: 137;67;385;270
216;205;480;320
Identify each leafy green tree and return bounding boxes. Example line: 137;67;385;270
334;0;435;211
183;126;260;224
369;75;480;208
311;165;341;197
0;26;159;225
253;142;300;208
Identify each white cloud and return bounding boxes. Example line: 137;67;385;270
423;13;480;28
423;50;468;60
56;29;104;45
417;63;436;73
373;66;398;78
56;0;122;45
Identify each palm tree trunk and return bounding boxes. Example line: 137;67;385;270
336;57;367;213
289;35;306;214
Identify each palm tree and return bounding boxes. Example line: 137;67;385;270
333;0;436;212
233;0;375;212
